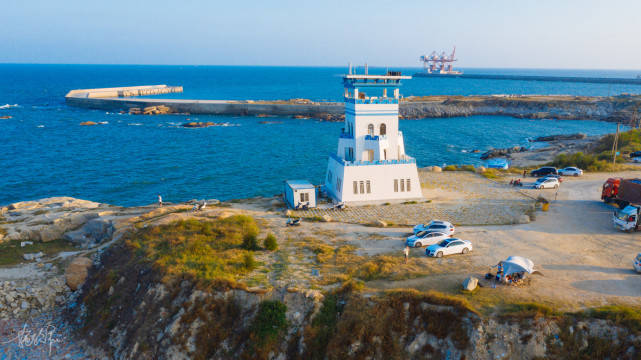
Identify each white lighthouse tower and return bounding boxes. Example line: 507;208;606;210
324;69;422;204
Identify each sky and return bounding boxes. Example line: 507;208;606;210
2;0;641;69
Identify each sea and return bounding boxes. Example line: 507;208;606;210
1;64;640;206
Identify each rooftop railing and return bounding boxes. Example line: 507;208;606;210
344;97;398;105
329;153;416;166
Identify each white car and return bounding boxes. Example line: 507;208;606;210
425;238;472;258
558;167;583;176
534;177;559;189
406;231;450;248
413;220;455;235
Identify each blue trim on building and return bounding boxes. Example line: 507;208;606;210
344;98;398;105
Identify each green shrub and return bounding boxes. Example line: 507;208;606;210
443;165;458;171
249;300;288;350
460;164;475;172
243;252;258;270
304;294;341;359
242;233;260;251
593;129;641;154
263;233;278;251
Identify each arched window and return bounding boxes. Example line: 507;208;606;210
380;123;386;135
367;124;374;136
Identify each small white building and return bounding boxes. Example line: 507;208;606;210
325;70;422;204
284;180;317;209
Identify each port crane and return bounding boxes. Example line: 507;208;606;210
419;46;461;74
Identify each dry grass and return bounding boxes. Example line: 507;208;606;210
125;216;264;287
296;237;433;285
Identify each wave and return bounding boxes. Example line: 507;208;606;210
0;104;19;109
128;123;143;126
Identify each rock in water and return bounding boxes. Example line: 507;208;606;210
65;256;93;291
532;133;586;142
462;276;478;291
79;121;97;126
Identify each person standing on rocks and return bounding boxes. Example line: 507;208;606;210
403;246;410;263
523;169;527;177
158;195;163;208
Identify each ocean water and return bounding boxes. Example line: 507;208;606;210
0;65;637;206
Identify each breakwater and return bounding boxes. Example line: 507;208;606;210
66;85;183;99
414;72;641;85
65;86;641;124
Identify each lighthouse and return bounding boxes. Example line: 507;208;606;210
324;69;422;203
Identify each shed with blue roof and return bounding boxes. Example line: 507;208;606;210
284;180;317;209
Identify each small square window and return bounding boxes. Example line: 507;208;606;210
353;181;358;194
366;180;371;193
400;179;405;192
359;181;365;194
406;179;411;192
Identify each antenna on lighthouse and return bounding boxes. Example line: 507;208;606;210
365;63;368;75
348;62;352;75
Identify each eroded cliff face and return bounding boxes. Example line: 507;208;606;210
68;242;641;360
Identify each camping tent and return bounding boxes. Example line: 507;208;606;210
502;256;534;276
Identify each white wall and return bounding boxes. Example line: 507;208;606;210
325;158;422;203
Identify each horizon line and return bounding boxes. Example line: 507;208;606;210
1;62;641;72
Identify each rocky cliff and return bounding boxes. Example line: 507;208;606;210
68;239;641;360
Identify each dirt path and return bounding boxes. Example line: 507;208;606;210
367;171;641;309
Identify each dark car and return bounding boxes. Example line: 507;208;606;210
530;167;558;177
630;151;641;158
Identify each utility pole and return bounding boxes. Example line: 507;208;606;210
612;123;620;165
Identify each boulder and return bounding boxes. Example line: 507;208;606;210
532;133;586;142
475;166;486;174
218;211;235;219
518;214;531;224
321;215;332;222
462;276;478;291
65;257;93;291
371;219;387;227
64;217;114;246
79;121;97;126
431;166;442;173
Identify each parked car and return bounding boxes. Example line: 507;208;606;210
630;151;641;158
425;238;472;258
406;231;450;248
558;167;583;177
541;174;563;183
413;220;455;235
634;253;641;273
530;166;558;177
633;157;641;163
534;177;560;189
